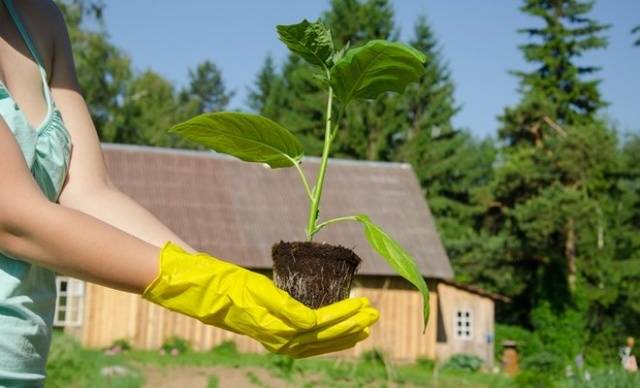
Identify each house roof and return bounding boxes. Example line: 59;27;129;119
101;143;455;279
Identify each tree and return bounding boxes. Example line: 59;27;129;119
180;60;234;114
246;53;278;113
633;25;640;46
394;16;496;278
119;70;198;148
55;0;132;141
482;0;614;358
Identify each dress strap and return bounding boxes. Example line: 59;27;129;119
2;0;53;108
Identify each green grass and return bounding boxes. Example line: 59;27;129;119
46;331;142;388
46;332;638;388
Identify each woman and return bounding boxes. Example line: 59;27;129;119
0;0;379;385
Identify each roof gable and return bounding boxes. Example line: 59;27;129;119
102;143;454;279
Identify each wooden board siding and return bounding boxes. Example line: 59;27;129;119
434;282;495;367
75;276;439;361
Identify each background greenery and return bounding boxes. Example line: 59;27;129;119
53;0;639;384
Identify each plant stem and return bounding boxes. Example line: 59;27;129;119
306;79;334;240
285;155;313;202
313;215;357;236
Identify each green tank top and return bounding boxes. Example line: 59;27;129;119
0;0;72;385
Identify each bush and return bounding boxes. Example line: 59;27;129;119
530;301;588;361
495;324;544;363
442;353;484;373
109;339;132;352
46;331;142;388
515;351;565;387
47;332;94;387
161;336;190;355
210;340;238;357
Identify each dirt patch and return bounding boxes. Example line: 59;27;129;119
272;241;361;308
140;365;295;388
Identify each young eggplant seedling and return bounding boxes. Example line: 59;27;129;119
170;19;430;329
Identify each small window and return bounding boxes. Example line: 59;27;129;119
454;309;473;340
53;277;84;327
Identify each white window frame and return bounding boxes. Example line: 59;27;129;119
454;309;473;340
53;276;85;327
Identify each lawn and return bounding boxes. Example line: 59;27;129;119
46;332;639;388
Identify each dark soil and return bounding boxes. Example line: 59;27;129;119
272;241;361;309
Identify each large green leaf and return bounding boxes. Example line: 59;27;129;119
169;112;303;168
355;215;430;330
330;40;427;106
276;19;334;69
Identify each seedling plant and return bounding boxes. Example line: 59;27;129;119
170;19;430;327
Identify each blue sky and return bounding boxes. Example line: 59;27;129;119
101;1;639;138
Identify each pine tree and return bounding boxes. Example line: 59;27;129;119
395;16;496;279
56;0;132;141
181;60;234;114
246;54;278;113
482;0;614;357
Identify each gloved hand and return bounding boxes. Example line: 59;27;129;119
143;242;379;358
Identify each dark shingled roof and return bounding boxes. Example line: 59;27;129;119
102;143;454;279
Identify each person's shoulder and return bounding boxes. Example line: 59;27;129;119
18;0;66;36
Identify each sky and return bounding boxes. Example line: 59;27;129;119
101;1;640;138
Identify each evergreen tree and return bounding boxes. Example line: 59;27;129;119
396;15;496;278
633;25;640;46
120;70;199;148
181;60;234;114
56;0;132;141
246;53;287;120
246;54;277;113
482;0;614;358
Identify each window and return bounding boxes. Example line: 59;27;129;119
454;309;473;340
53;277;84;327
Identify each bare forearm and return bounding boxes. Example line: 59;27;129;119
1;201;160;294
60;185;195;252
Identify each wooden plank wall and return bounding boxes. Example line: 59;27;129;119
75;276;439;361
434;282;494;367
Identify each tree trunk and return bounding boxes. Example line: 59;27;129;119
565;218;576;292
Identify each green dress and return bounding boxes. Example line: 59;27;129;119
0;0;72;385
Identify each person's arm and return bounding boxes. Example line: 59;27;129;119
48;4;194;253
0;119;158;293
0;1;379;357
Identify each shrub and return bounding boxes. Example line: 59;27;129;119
442;353;484;373
495;324;543;363
530;301;588;361
46;331;94;387
161;336;190;354
109;338;132;352
210;340;238;357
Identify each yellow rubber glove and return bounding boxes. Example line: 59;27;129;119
143;242;379;358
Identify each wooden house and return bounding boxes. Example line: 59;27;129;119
56;144;505;367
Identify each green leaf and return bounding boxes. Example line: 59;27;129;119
330;40;427;105
276;19;334;69
354;215;430;330
169;112;303;168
